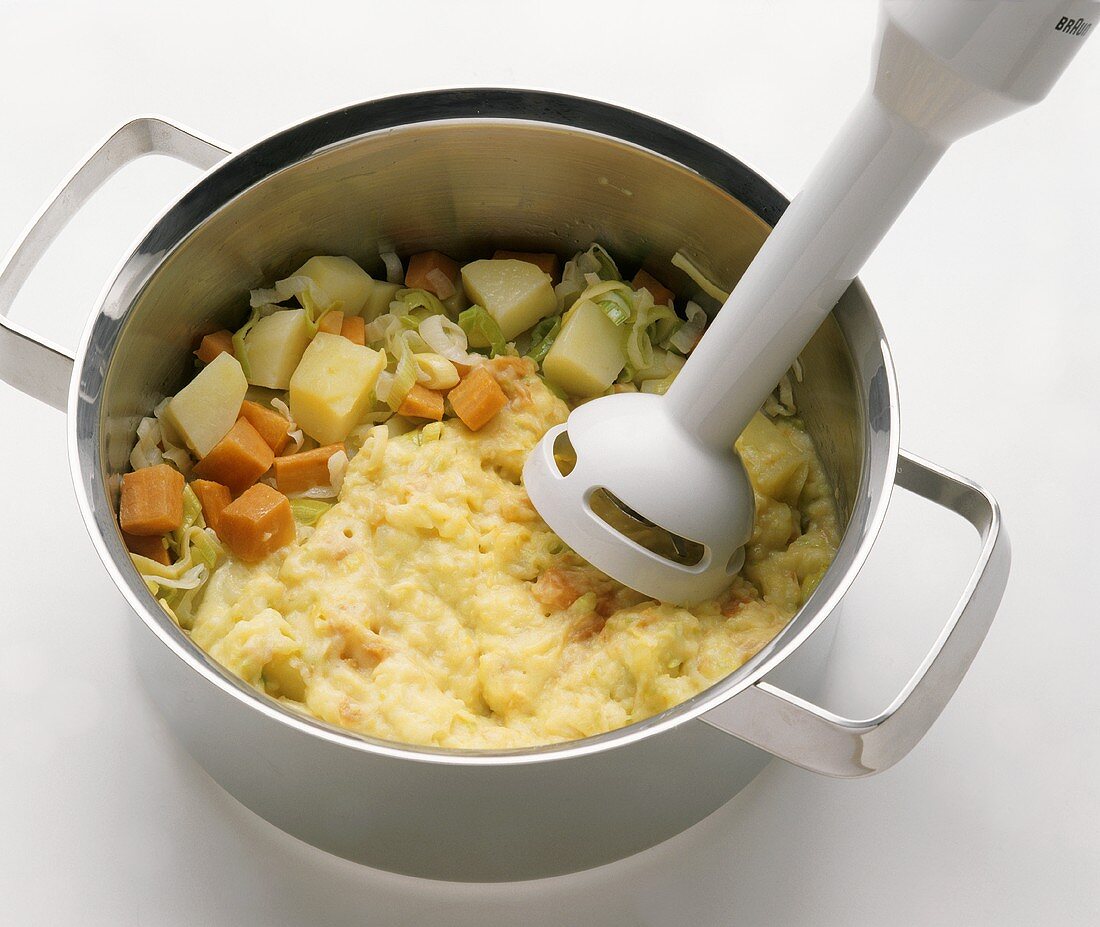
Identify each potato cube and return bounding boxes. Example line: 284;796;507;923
289;333;386;444
218;484;295;562
293;256;375;316
460;259;556;341
492;250;560;280
162;352;248;458
242;308;313;390
542;300;625;397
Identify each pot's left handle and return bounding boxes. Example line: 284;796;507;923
0;116;230;411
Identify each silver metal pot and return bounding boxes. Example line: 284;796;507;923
0;90;1009;881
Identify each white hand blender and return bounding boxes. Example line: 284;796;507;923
524;0;1096;606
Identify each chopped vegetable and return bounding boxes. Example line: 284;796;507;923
194;329;235;365
318;310;344;335
217;484;295;563
668;301;707;354
190;479;232;535
458;305;507;357
293;255;375;316
289;499;331;526
123;531;171;565
239;308;314;390
162;352;247;458
419;313;481;367
120;464;185;536
671;250;730;303
341;315;366;346
238;400;292;455
273;444;344;495
543;299;625;397
492;250;561;280
193;418;275;495
398;383;445;421
380;251;403;284
384;333;421;411
460;259;557;341
362;280;402;321
631;269;675;307
525;315;561;365
414;353;460;390
289;333;387;444
448;366;508;431
406;251;460;299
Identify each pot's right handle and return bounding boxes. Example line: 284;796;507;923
0;117;230;411
702;450;1010;778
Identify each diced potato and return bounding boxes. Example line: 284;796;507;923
194;329;234;365
193;418;275;494
119;464;185;536
362;279;401;321
631;269;676;307
737;413;811;505
492;250;561;280
542;300;625;397
290;333;386;444
190;479;232;535
460;259;556;341
448;366;508;431
242;308;313;390
163;352;248;458
238;400;291;455
293;256;374;316
398;384;445;421
218;484;295;562
273;444;343;495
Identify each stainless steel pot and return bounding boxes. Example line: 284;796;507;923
0;90;1010;881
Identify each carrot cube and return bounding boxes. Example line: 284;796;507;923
493;250;560;280
218;483;295;562
194;329;235;365
123;531;171;565
318;310;344;335
190;479;232;534
398;383;445;421
238;400;291;455
447;366;508;431
119;464;185;536
340;314;366;345
631;269;675;307
405;251;460;298
272;444;344;495
192;418;275;494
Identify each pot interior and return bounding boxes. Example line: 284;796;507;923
85;100;884;756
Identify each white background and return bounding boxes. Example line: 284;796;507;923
1;1;1098;924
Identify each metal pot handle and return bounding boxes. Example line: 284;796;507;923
0;117;230;411
702;449;1010;778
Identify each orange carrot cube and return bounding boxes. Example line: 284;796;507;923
398;383;445;421
272;444;344;495
192;418;275;494
238;400;291;455
123;531;171;565
492;250;561;280
218;484;295;562
119;464;185;536
405;251;460;298
340;314;366;345
318;310;344;335
631;269;675;307
447;366;508;431
194;329;235;365
190;479;232;534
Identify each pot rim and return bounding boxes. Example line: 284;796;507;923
68;88;899;767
